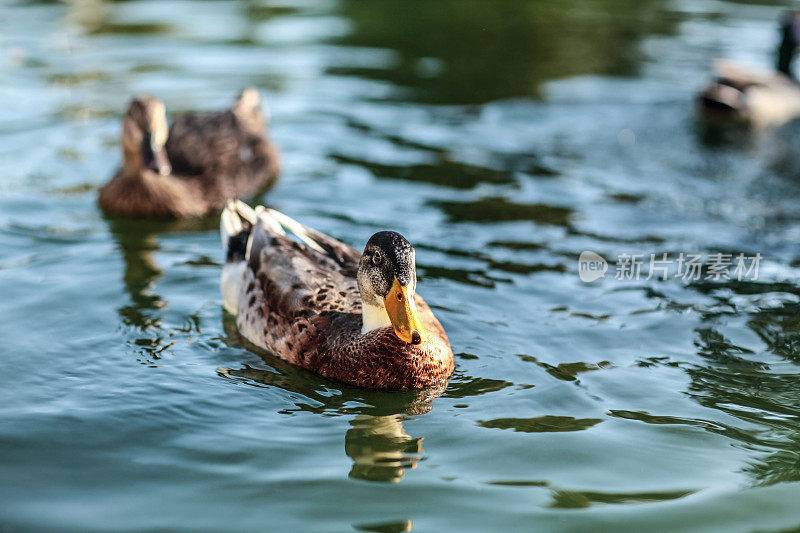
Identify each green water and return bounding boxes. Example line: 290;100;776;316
3;0;800;531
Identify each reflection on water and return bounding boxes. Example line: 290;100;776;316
219;316;445;483
346;414;423;483
354;519;413;533
548;488;695;509
431;198;573;225
106;217;165;330
683;285;800;488
105;215;218;361
333;0;674;103
479;416;603;433
226;364;428;483
217;367;432;483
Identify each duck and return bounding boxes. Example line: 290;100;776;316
697;12;800;129
99;88;280;218
219;201;454;390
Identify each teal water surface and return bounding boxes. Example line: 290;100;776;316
3;0;800;531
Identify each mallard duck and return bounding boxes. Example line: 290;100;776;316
219;201;454;390
697;12;800;128
99;89;280;218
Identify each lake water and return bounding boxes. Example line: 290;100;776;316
3;0;800;531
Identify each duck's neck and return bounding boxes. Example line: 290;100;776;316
122;149;144;178
778;21;797;78
361;300;391;334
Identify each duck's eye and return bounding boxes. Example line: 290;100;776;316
372;251;382;266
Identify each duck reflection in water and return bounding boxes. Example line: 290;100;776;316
105;216;171;330
104;215;219;359
220;314;444;483
345;414;423;483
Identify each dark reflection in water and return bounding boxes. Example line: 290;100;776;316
632;275;800;489
330;133;558;190
485;478;696;509
104;215;218;361
443;375;515;398
479;416;603;433
431;197;572;225
105;217;166;330
332;0;674;104
331;153;517;190
548;488;695;509
736;297;800;487
417;263;511;288
353;519;413;533
518;355;614;382
685;327;800;485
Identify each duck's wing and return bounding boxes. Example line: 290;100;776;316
223;202;362;318
259;208;362;276
221;202;364;362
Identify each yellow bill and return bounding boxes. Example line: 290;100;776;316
384;277;426;345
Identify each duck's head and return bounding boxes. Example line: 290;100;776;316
121;96;171;176
232;87;266;134
357;231;426;345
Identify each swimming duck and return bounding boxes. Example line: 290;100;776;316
697;12;800;128
99;89;280;218
220;201;454;390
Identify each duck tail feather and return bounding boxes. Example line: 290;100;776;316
221;200;255;263
263;208;327;254
254;206;287;237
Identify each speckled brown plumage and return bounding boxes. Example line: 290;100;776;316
99;89;280;218
225;207;454;390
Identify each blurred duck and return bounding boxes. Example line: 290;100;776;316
220;201;454;390
697;12;800;128
99;89;280;218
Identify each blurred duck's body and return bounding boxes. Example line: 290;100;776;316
220;201;454;390
697;13;800;129
698;60;800;129
99;89;280;218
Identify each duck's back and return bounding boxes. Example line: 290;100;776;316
166;105;279;202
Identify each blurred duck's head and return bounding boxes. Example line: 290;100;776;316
121;96;171;176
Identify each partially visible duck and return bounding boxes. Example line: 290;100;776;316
219;201;454;390
697;12;800;129
99;89;280;218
